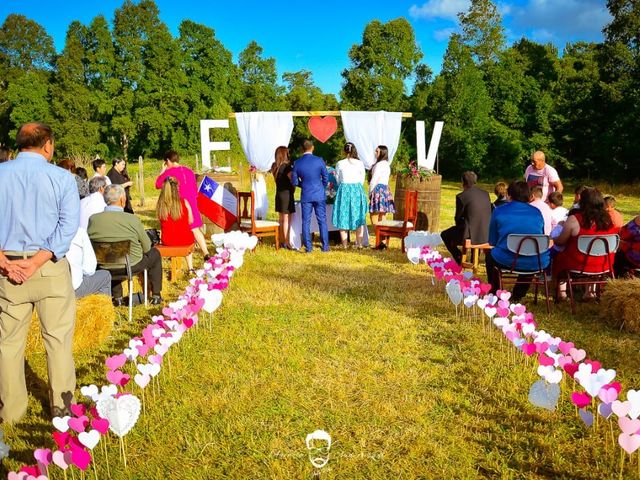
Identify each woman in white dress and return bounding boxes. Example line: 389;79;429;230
332;143;368;248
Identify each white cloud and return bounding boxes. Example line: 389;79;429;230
409;0;470;21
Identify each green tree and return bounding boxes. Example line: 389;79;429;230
341;18;422;111
458;0;506;64
237;40;284;111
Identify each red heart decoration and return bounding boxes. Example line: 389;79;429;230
308;116;337;143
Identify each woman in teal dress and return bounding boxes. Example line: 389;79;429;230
332;142;368;248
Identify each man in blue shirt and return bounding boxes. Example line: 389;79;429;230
291;139;329;252
0;123;80;423
486;180;550;301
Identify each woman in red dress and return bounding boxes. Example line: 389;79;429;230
156;176;196;271
553;187;619;298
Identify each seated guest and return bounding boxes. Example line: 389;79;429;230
0;146;12;163
493;182;508;209
486;181;549;301
156;176;196;272
92;158;111;185
80;176;107;229
570;185;586;212
66;227;112;298
614;215;640;276
553;187;619;298
441;171;492;264
604;195;624;229
547;191;568;229
529;186;553;235
58;158;89;199
88;184;163;306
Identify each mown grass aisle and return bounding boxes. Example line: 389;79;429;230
65;245;627;479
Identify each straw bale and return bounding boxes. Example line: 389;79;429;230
25;294;115;354
600;278;640;333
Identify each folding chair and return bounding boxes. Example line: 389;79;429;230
237;191;280;249
559;234;619;314
91;240;148;321
375;190;418;253
496;234;551;313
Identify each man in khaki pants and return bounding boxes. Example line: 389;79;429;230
0;123;80;423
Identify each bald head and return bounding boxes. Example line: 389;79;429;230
16;122;55;161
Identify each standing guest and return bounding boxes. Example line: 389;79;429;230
0;146;11;163
155;150;209;260
271;146;295;249
88;184;163;305
493;181;508;209
604;195;624;229
107;158;134;214
529;186;553;235
524;150;563;199
486;181;549;301
0;122;79;423
614;215;640;276
291;139;329;253
66;228;112;298
92;158;111;185
440;171;492;265
76;167;89;199
332;142;368;249
368;145;395;226
547;191;568;229
80;176;107;229
58;158;90;199
156;176;197;272
553;187;619;299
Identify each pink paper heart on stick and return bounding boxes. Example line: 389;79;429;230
52;431;71;449
52;450;71;470
558;341;575;355
522;343;536;356
33;448;52;466
91;418;110;435
619;417;640;435
105;353;127;371
70;446;91;471
70;403;86;417
7;473;27;480
599;387;618;404
571;392;591;408
612;400;631;418
68;415;89;433
538;354;555;367
308;116;337;143
569;348;586;363
619;433;640;454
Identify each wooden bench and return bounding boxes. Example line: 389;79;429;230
155;244;194;281
460;239;492;275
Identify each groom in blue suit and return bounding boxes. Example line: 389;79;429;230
291;139;329;252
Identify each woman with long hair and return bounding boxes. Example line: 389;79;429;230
156;176;197;272
271;145;295;249
332;142;368;248
58;158;89;199
369;145;395;227
107;158;134;213
553;187;619;298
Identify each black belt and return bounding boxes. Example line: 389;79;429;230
4;253;36;260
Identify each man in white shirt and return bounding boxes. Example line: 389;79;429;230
529;186;553;235
524;151;563;200
66;228;111;298
80;176;107;229
91;158;111;185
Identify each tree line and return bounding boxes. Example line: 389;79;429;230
0;0;638;181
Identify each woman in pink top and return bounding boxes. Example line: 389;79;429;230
155;150;210;259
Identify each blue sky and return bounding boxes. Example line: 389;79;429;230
0;0;612;96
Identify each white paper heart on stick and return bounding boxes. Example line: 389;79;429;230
52;416;71;432
445;280;463;306
96;394;141;438
80;384;99;401
406;247;421;265
199;286;223;313
78;430;101;450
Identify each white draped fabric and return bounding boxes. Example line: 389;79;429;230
340;111;403;170
236;112;294;219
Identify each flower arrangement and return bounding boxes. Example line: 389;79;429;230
397;160;435;180
248;165;257;174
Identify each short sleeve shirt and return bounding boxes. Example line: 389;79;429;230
524;164;560;199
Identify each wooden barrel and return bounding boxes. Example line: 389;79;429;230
393;174;442;232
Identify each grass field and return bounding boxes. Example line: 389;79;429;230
2;164;640;479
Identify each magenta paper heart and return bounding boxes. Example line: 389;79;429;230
618;432;640;454
70;446;91;471
569;348;586;363
496;307;510;318
571;392;591;408
33;448;52;466
612;400;631;418
70;403;86;417
136;344;150;357
558;341;575;355
183;317;195;328
479;283;492;295
68;415;89;433
535;342;550;354
91;417;109;435
584;359;602;372
563;363;579;378
308;116;337;143
105;353;127;371
52;431;71;449
522;343;536;356
599;387;618;404
605;382;622;394
619;417;640;435
19;466;40;476
106;369;130;387
538;354;555;367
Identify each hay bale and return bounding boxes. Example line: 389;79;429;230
600;278;640;332
26;294;115;354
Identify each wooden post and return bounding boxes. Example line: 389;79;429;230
138;155;145;207
195;153;199;174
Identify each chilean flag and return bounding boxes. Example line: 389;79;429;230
197;177;237;230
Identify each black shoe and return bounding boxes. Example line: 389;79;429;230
375;243;387;250
150;295;163;305
203;254;211;262
112;297;127;307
